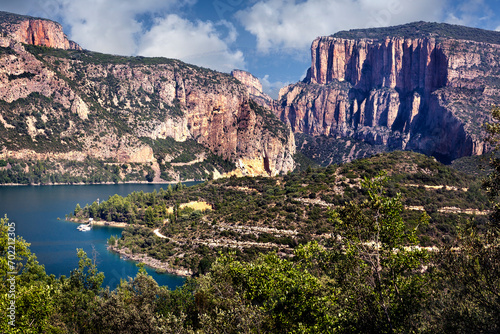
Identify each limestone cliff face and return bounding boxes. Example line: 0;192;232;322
0;11;81;50
307;37;448;93
276;23;500;162
0;13;294;179
231;70;263;96
231;69;275;111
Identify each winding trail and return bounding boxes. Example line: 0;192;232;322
153;228;168;239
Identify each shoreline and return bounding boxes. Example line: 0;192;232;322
67;217;130;228
108;245;193;277
0;179;204;187
67;218;192;277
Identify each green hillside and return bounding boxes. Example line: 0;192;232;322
333;21;500;44
70;150;491;274
2;150;498;333
295;133;390;166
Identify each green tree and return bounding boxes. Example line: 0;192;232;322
330;173;430;333
430;105;500;332
430;219;500;332
74;203;82;216
92;269;166;333
144;206;156;227
56;249;104;333
196;243;337;333
166;184;173;197
483;105;500;233
0;215;58;333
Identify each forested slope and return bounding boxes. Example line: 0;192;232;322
70;151;490;275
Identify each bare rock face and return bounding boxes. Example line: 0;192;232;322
0;11;81;50
276;22;500;162
231;69;276;111
13;19;81;50
0;12;294;180
231;70;263;96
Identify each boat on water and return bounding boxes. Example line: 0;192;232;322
77;224;91;231
77;218;93;231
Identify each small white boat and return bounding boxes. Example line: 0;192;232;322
77;224;91;231
77;218;93;231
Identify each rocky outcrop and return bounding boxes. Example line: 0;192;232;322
276;22;500;162
231;69;275;111
0;11;81;50
231;70;263;96
0;12;294;180
13;19;81;50
306;37;448;93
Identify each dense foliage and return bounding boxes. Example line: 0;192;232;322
3;165;500;332
295;133;389;166
0;157;152;184
333;21;500;44
69;151;491;276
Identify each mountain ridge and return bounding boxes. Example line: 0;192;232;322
273;21;500;164
0;12;295;184
332;21;500;44
0;10;81;50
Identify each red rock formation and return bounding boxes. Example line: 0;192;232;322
18;19;81;50
231;69;275;111
0;13;81;50
276;33;500;162
0;34;294;177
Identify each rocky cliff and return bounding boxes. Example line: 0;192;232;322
275;22;500;163
0;11;81;50
0;12;294;183
231;69;275;111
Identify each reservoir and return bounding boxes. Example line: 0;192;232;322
0;183;198;290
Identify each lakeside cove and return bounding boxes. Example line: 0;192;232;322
0;183;188;290
67;218;196;277
108;245;193;277
67;217;129;228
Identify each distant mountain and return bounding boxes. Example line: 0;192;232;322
0;11;81;50
0;12;295;184
332;21;500;44
274;22;500;164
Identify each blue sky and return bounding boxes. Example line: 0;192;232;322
1;0;499;98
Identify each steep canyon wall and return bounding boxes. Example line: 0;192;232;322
276;30;500;162
0;12;294;179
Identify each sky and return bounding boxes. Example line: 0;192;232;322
0;0;499;98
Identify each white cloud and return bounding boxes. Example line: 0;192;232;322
260;74;290;99
236;0;447;53
138;15;245;72
496;26;500;31
444;0;495;29
54;0;196;55
0;0;244;72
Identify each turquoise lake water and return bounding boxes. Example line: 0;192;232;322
0;183;199;290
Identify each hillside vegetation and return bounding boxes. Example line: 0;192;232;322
333;21;500;43
295;133;390;166
4;149;500;332
70;151;491;275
